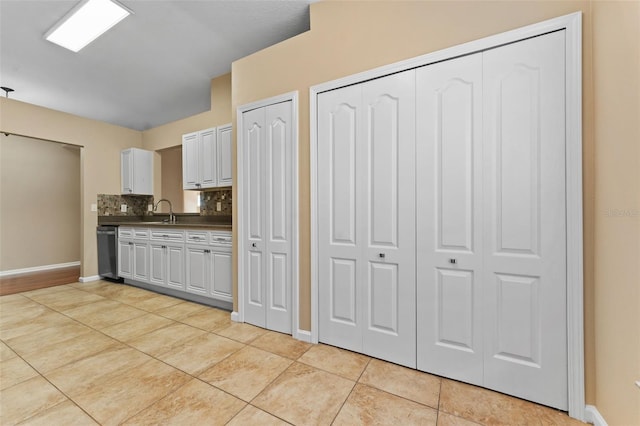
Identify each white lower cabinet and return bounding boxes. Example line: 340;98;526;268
149;241;185;290
119;226;230;304
185;231;232;302
185;245;210;296
118;239;133;279
118;227;149;282
210;250;232;302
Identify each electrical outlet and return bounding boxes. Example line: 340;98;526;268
148;204;153;212
216;202;222;211
120;204;127;213
90;203;97;212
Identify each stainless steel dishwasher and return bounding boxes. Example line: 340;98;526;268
97;225;122;282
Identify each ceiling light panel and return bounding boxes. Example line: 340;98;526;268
45;0;132;53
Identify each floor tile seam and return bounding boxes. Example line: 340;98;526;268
19;285;77;301
141;327;218;361
328;377;359;425
224;403;295;425
295;355;368;382
117;375;198;425
439;411;485;426
243;358;301;406
0;347;45;392
10;361;103;426
247;341;312;362
354;381;442;412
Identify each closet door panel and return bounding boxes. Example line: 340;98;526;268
483;31;567;410
362;70;416;368
318;85;364;352
265;101;293;333
416;53;484;383
243;107;266;327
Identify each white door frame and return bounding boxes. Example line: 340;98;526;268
236;91;302;340
310;13;584;420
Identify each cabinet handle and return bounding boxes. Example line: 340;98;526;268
449;258;457;264
128;242;133;246
163;234;169;238
162;245;166;249
378;253;385;258
204;249;210;253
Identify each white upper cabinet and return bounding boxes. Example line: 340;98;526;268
217;124;233;187
182;124;232;190
121;148;153;195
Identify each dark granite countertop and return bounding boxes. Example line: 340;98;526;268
98;214;231;231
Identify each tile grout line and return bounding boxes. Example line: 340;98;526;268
1;291;106;425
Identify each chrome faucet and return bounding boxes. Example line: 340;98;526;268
154;199;175;223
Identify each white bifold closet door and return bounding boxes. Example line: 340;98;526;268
416;31;567;409
318;70;417;368
243;101;293;334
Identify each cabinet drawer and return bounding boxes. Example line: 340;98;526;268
210;231;232;246
119;227;134;239
186;231;209;245
133;228;149;239
150;229;185;242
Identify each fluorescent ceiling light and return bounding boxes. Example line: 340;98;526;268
45;0;132;53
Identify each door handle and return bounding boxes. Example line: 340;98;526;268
251;243;257;248
378;253;385;258
449;258;457;264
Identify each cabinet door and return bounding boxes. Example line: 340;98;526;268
217;124;233;186
166;243;185;290
133;241;149;282
182;132;200;190
149;243;166;286
211;251;232;301
200;128;218;188
121;149;133;194
118;240;133;278
185;246;209;295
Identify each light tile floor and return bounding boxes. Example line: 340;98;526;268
0;281;586;425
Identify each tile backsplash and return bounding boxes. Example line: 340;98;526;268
98;194;154;216
97;189;231;217
200;188;232;216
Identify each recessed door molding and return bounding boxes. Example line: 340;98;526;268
236;91;301;339
310;13;583;420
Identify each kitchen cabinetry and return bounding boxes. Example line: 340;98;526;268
119;226;231;306
182;124;232;190
121;148;153;195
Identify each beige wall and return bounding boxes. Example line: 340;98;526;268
0;98;143;278
591;1;640;424
142;73;232;152
159;146;184;213
0;134;81;270
231;1;639;424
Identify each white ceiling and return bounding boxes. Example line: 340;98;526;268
0;0;314;131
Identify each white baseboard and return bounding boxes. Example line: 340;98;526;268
585;405;608;426
295;329;312;343
231;311;241;322
78;275;100;283
0;261;81;277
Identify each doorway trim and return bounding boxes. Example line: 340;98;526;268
236;91;301;339
309;13;584;420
